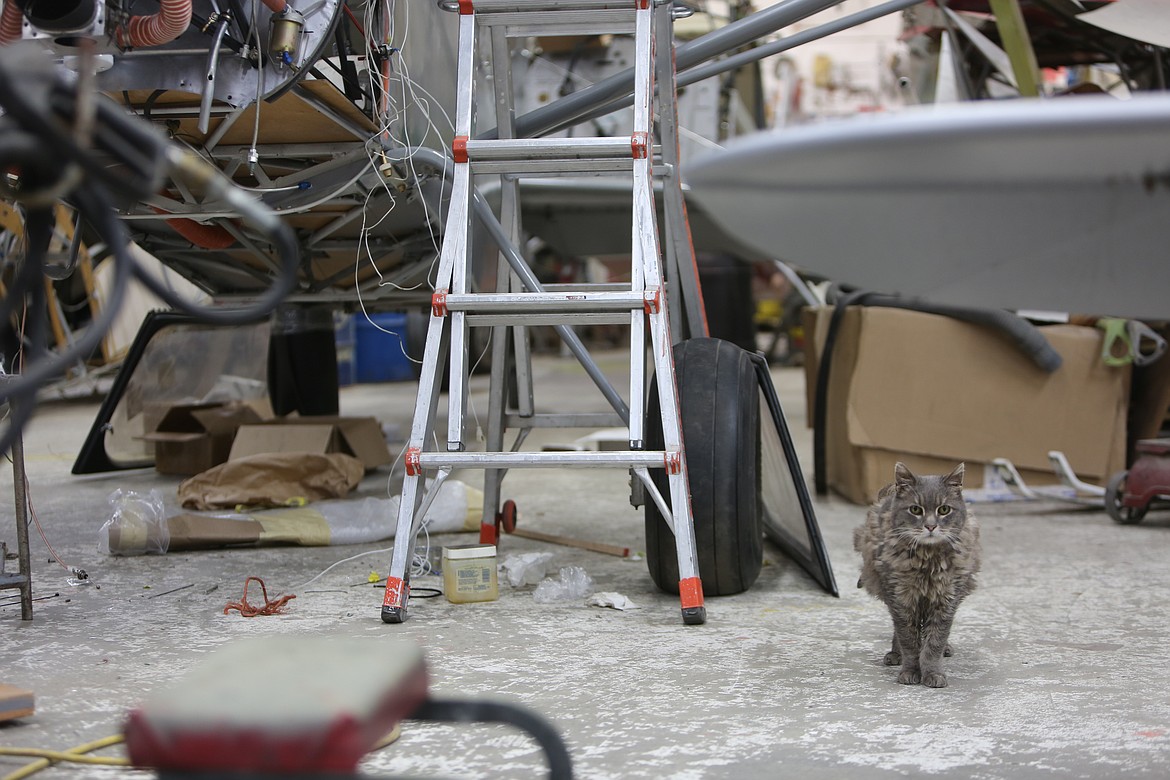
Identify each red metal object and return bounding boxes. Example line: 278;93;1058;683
643;287;660;315
631;131;649;160
678;576;704;610
482;498;517;544
452;135;469;163
431;289;448;317
383;575;409;608
1105;438;1170;524
404;447;422;476
664;450;681;475
123;633;427;775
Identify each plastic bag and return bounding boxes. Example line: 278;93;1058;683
99;489;170;555
533;566;594;603
501;552;556;587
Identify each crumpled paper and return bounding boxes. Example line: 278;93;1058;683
587;592;641;611
177;452;364;510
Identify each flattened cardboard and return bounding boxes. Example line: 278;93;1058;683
228;417;391;470
804;306;1130;504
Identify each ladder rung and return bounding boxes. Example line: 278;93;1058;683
483;12;636;36
463;138;642;175
468;312;631;327
417;450;679;471
544;282;630;293
505;412;626;429
468;137;635;161
444;291;645;314
462;0;645;12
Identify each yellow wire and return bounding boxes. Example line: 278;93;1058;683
0;734;125;780
372;723;402;750
0;724;399;780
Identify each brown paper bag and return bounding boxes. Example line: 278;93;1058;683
178;452;365;510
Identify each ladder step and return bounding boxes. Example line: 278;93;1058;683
415;450;680;471
446;0;648;36
443;291;647;314
461;0;646;12
477;10;636;36
505;412;626;429
468;312;631;327
462;138;647;175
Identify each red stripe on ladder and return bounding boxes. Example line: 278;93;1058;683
382;576;409;608
679;577;704;610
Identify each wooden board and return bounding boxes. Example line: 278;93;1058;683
117;80;378;147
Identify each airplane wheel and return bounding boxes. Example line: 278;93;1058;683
645;338;762;596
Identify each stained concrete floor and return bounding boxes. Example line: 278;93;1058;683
2;348;1170;779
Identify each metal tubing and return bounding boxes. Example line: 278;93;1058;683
556;0;926;134
679;0;925;88
484;0;850;140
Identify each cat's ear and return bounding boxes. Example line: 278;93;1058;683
894;462;916;487
945;462;965;488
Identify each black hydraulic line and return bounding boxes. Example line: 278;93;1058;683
410;698;573;780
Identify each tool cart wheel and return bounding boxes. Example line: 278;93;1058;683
1105;470;1148;525
645;338;763;596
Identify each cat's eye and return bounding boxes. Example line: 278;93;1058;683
937;505;952;516
908;505;924;516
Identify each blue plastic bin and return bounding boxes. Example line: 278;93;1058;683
353;312;414;383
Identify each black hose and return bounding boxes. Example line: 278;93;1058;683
0;45;300;456
410;698;573;780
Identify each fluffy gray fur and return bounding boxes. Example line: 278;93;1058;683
853;462;981;688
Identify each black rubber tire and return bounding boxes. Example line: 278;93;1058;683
1105;470;1147;525
644;337;762;596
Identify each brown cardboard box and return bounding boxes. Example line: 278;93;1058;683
228;416;392;470
141;403;267;476
803;306;1130;505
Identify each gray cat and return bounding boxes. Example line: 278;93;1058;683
853;462;981;688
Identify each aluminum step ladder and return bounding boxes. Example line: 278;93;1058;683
380;0;707;625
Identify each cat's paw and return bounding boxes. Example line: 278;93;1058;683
897;669;921;685
922;671;948;688
883;651;902;666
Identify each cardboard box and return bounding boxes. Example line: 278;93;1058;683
804;306;1130;505
229;416;392;470
141;403;267;476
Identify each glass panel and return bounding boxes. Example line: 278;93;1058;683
100;321;271;468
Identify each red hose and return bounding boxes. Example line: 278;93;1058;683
0;2;24;45
262;0;288;14
117;0;193;48
153;207;238;249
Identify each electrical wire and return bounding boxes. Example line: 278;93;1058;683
0;735;126;780
0;45;300;457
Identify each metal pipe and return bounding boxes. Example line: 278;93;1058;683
542;0;926;136
484;0;849;140
198;12;231;134
680;0;924;88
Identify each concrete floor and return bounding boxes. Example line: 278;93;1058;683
2;348;1170;779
